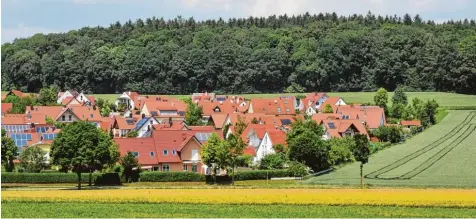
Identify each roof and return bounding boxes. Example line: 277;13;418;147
2;113;46;125
114;116;136;130
321;119;369;138
243;146;256;156
2;103;13;114
152;121;184;130
320;97;344;112
198;98;248;115
114;138;158;165
9;90;24;98
401;120;422;126
56;106;102;122
1;94;7;101
266;129;287;146
311;113;341;124
186;126;215;131
249;98;296;115
26;106;63;121
305;92;328;100
210;114;228;129
336;106;386;129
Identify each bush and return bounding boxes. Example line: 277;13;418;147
139;172;205;182
94;173;121;186
259;154;286;169
372;126;402;143
328;137;355;166
1;172;99;183
236;155;253;167
233;170;293;180
369;142;392;154
287;161;309;177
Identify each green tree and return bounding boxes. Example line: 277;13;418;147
200;133;222;176
322;104;334;113
374;88;389;115
328;137;355;166
19;146;46;173
226;115;248;183
184;100;204;126
1;129;18;172
284;82;305;93
100;104;112;117
287;120;330;172
50;121;120;190
352;134;370;186
45;116;55;125
392;86;408;105
372;126;402;143
391;103;406;119
3;95;25;114
259;153;286;169
120;151;139;183
37;87;58;105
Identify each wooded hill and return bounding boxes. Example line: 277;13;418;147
2;12;475;94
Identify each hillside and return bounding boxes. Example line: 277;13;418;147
1;12;475;94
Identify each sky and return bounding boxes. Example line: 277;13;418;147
2;0;476;43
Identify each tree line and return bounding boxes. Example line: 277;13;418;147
2;12;475;94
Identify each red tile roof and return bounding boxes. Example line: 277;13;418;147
243;146;256;156
187;126;215;131
2;113;46;125
2;103;13;114
311;113;341;124
210;114;228;129
9;90;24;98
249;98;295;115
401;120;422;127
320;97;344;112
336;106;386;129
114;138;158;165
114;116;136;130
266;129;287;146
321;119;369;138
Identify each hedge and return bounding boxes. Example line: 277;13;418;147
2;172;121;185
233;169;294;180
1;172;99;184
139;172;205;182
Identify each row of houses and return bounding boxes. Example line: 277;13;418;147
1;90;420;173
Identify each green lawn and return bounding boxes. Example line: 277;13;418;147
89;92;476;107
305;110;476;188
3;202;475;218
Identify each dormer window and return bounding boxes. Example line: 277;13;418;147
68;115;72;121
286;108;290;112
277;108;281;113
172;150;176;155
150;152;155;156
62;115;65;121
163;150;168;155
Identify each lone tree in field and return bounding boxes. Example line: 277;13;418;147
352;134;370;186
51;121;120;190
1;129;18;172
374;88;389;116
323;104;334;113
19;146;46;173
120;151;139;183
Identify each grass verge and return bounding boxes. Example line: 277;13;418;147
3;202;476;218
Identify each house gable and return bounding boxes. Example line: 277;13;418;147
178;137;202;162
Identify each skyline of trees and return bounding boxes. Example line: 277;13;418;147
2;12;475;94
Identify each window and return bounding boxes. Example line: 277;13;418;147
62;115;65;121
192;164;198;173
183;164;188;171
132;152;139;157
68;115;72;121
163;150;168;155
277;107;281;113
153;167;159;171
172;150;176;155
286;108;290;112
150;152;155;156
162;164;170;172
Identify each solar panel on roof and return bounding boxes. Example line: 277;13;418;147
328;122;336;129
178;111;185;116
135;118;148;130
151;111;158;116
216;97;226;101
280;119;292;125
43;133;56;140
126;119;135;125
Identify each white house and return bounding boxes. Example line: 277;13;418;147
115;91;139;110
57;90;78;104
133;116;160;137
253;130;287;163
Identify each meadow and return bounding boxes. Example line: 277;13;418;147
305;110;476;187
2;188;476;218
90;92;476;108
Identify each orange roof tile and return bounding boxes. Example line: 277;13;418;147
267;129;287;146
400;120;422;127
336;106;386;129
321;119;369;138
249;98;295;115
210;114;228;129
2;103;13;114
114;138;158;165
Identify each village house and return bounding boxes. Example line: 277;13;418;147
248;98;296;115
57;90;95;106
336;106;386;130
319;97;347;113
2;90;25;101
254;129;287;163
298;92;329;115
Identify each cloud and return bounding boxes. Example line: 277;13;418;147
71;0;129;4
181;0;234;11
1;24;62;43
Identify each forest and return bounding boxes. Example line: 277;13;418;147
1;12;476;94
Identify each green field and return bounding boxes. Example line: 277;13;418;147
3;202;475;218
305;110;476;187
88;92;476;108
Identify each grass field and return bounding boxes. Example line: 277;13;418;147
3;202;476;218
305;110;476;187
2;188;475;218
89;92;476;108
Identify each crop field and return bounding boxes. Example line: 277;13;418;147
2;188;476;218
306;110;476;187
88;92;476;108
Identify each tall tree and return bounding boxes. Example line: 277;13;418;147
352;134;370;186
19;146;46;173
226;115;248;183
392;86;408;105
1;129;18;172
50;121;119;190
184;99;204;126
374;88;389;115
120;151;139;183
323;104;334;113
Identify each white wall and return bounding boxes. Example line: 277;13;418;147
254;133;275;163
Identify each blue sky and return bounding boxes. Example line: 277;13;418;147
2;0;476;43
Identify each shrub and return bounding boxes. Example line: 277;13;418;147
287;161;309;177
372;126;402;143
259;153;286;169
233;169;293;180
1;172;99;183
236;155;253;167
328;137;355;166
369;142;392;154
94;173;121;186
139;172;205;182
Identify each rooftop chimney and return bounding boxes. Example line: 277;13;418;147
27;112;31;120
274;100;277;104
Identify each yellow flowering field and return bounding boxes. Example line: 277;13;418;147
3;188;476;208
